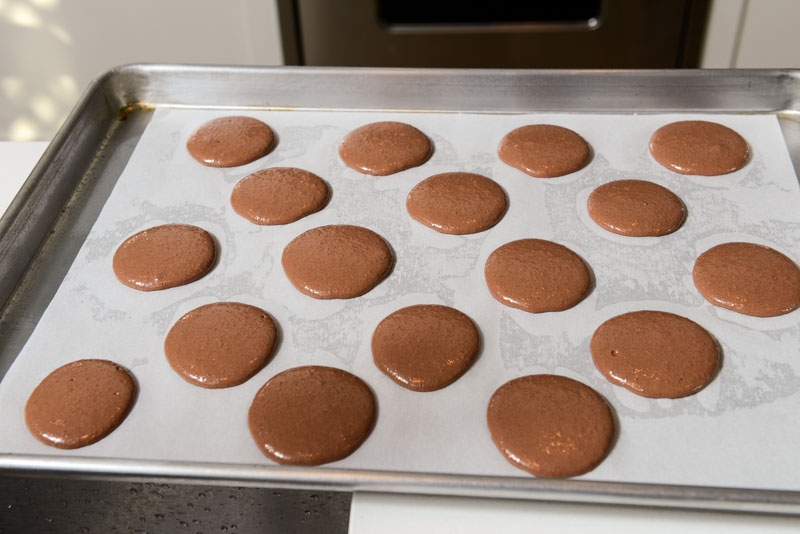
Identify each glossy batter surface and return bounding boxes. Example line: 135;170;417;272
484;239;591;313
591;310;719;398
164;302;278;388
487;374;615;478
248;366;376;465
587;179;685;237
231;167;329;225
339;121;431;175
25;359;136;449
282;224;393;299
498;124;591;178
186;116;275;167
372;304;480;391
649;120;749;176
693;242;800;317
112;224;216;291
406;172;507;234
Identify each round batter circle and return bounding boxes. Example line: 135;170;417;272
186;116;275;167
372;304;480;392
112;224;216;291
25;359;136;449
486;374;615;478
693;242;800;317
590;310;719;398
497;124;591;178
164;302;278;388
587;179;685;237
248;365;376;466
649;120;749;176
406;172;508;234
281;224;393;299
484;238;591;313
231;167;329;225
339;121;432;176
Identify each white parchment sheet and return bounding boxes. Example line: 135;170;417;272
2;108;800;491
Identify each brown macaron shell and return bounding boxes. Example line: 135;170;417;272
406;172;508;235
587;179;686;237
484;238;591;313
498;124;591;178
248;365;376;466
25;359;136;449
487;374;615;478
186;116;275;168
164;302;278;388
693;242;800;317
112;224;216;291
231;167;329;225
590;310;720;398
649;120;749;176
372;304;480;392
339;121;432;176
281;224;393;299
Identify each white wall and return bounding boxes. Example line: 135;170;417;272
0;0;283;141
701;0;800;68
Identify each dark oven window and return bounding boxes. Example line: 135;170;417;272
377;0;603;26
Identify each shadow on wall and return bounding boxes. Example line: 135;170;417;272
1;0;80;141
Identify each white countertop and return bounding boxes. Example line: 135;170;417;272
1;141;797;533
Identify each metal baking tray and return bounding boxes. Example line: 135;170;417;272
2;65;800;515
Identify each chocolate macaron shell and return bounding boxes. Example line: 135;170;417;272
649;120;749;176
25;359;137;449
372;304;480;392
112;224;216;291
498;124;591;178
230;167;329;225
693;242;800;317
487;374;615;478
590;310;720;398
248;365;376;466
164;302;278;388
186;116;275;168
484;238;591;313
406;172;507;235
281;224;393;299
587;179;686;237
339;121;432;176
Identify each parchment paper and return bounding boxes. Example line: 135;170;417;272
1;108;799;491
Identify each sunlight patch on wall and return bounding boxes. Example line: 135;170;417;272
4;2;43;28
0;0;73;140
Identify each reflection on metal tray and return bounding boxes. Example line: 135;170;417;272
1;66;800;515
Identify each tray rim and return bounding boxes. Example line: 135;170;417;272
3;64;800;515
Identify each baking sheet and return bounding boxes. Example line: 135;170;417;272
1;106;799;493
